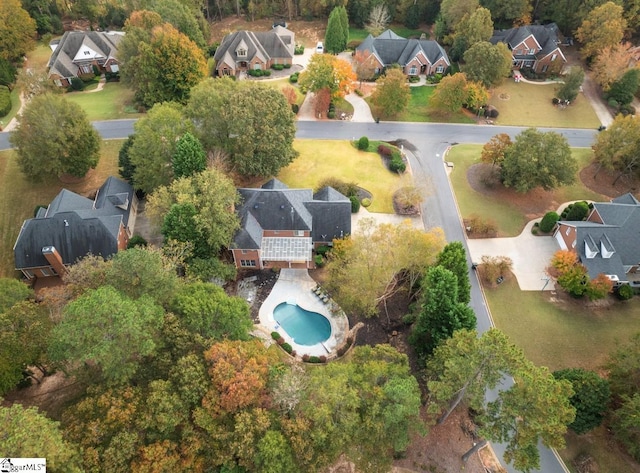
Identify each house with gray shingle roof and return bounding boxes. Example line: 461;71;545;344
355;29;450;77
13;176;138;280
232;179;351;270
48;30;124;87
213;26;295;77
490;23;566;74
554;193;640;284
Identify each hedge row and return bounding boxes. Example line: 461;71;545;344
0;86;10;117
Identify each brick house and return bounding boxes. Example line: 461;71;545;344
355;29;450;77
48;31;124;87
554;193;640;285
231;179;351;270
490;23;566;74
13;177;137;280
213;26;295;77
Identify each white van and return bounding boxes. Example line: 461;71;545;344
316;42;324;54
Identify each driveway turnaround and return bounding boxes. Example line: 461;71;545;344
466;220;559;291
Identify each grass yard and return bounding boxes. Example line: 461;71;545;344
0;141;123;278
348;24;429;43
64;82;142;121
262;77;306;106
1;88;22;128
488;80;600;128
278;140;403;213
484;278;640;473
448;145;605;236
26;42;55;72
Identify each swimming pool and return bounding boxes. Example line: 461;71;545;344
273;302;331;346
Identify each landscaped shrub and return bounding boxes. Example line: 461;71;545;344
271;331;282;341
316;245;331;256
552;97;560;105
277;337;285;345
465;214;498;237
565;201;589;221
0;86;11;117
357;136;369;150
289;72;299;83
350;195;361;213
389;152;406;173
539;211;560;233
281;342;293;354
316;177;359;197
361;197;371;207
319;355;327;363
263;70;271;76
291;103;299;114
283;63;291;69
378;144;393;157
619;104;636;116
127;235;148;249
408;75;420;83
616;284;634;300
486;107;499;118
105;72;120;82
354;88;364;97
346;336;353;345
308;356;322;363
314;254;324;267
608;98;619;108
294;44;305;55
327;110;336;119
271;64;284;70
302;354;310;362
70;77;85;91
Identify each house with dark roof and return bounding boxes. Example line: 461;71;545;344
554;193;640;284
355;29;450;77
213;26;295;77
48;31;124;87
232;179;351;270
13;176;138;280
490;23;566;74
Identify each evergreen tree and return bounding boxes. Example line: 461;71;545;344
325;7;348;54
172;132;206;178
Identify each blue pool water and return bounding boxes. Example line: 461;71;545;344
273;302;331;346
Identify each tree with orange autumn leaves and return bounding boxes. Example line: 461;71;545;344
298;54;356;99
549;250;613;300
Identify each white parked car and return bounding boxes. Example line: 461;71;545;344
316;42;324;54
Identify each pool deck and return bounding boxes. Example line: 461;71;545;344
258;269;349;358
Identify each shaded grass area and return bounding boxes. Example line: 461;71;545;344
64;82;143;121
262;77;306;106
448;145;605;236
0;88;22;126
0;141;123;277
370;86;474;123
488;80;600;128
561;427;640;473
26;42;54;71
278;140;402;213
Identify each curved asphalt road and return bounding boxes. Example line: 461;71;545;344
0;120;598;472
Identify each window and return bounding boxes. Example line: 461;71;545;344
528;48;535;54
80;64;92;74
571;240;576;248
435;65;444;73
23;270;34;279
542;65;548;72
294;230;304;237
40;268;51;276
110;64;119;72
409;65;417;75
565;227;570;236
551;53;557;61
253;63;262;70
240;260;256;267
237;48;247;57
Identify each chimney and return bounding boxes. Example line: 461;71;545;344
42;246;67;276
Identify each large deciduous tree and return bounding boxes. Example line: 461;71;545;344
10;94;100;182
0;0;37;63
501;128;576;193
612;393;640;461
575;2;626;61
410;265;476;357
462;41;512;88
187;78;298;177
128;102;193;194
144;0;207;47
480;0;531;26
326;218;445;317
553;368;610;434
298;54;356;99
370;68;411;118
0;404;82;471
352;49;378;86
146;167;240;255
440;0;479;30
122;22;206;107
170;282;252;340
49;286;164;384
591;43;634;91
430;72;469;113
592;114;640;183
0;277;32;313
607;68;640;106
481;133;512;167
450;7;493;60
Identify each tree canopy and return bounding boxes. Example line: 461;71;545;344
592;114;640;182
436;241;471;304
556;66;585;103
553;368;610;434
575;1;626;60
501;128;576;193
187;78;298;177
10;94;100;182
0;0;37;63
462;41;512;88
371;68;411;118
172;131;206;179
298;54;356;99
325;6;349;53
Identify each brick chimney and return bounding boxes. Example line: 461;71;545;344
42;246;67;276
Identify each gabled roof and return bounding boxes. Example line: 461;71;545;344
233;181;351;250
214;27;295;67
48;31;124;80
356;30;449;68
490;23;563;60
561;194;640;280
14;177;135;270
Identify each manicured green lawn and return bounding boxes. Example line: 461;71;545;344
0;141;123;278
488;80;600;128
447;145;606;236
278;140;403;213
64;82;143;121
0;88;22;127
348;24;429;43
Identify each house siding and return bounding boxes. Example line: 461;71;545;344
232;249;261;269
587;208;604;224
555;223;577;250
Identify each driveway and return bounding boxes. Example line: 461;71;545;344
466;220;559;291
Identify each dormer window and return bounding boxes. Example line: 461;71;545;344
237;48;247;58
